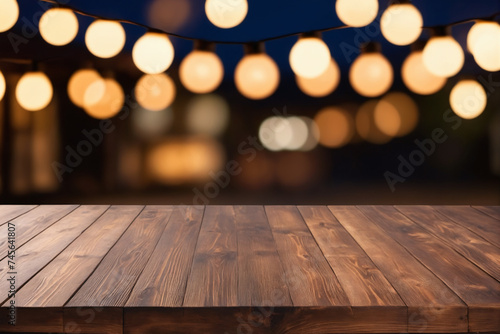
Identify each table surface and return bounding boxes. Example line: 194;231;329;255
0;205;498;334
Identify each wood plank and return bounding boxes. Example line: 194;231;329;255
183;206;238;307
0;205;109;305
473;205;500;221
358;205;500;333
329;205;467;333
65;206;174;334
298;206;405;307
234;205;292;307
0;205;37;225
397;205;500;281
434;205;500;249
265;206;349;307
125;206;204;307
0;205;78;261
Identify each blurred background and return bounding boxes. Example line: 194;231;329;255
0;0;499;205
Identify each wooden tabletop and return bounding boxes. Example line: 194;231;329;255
0;205;499;334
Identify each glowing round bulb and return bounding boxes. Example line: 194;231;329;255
85;20;126;58
423;36;464;78
296;59;340;97
132;32;174;74
381;4;423;46
83;78;124;119
205;0;248;29
180;50;224;93
450;80;487;120
469;22;500;72
314;107;354;148
135;73;176;111
67;69;101;107
0;70;5;101
402;51;447;95
0;0;19;32
39;8;78;46
15;72;53;111
235;53;280;100
289;37;331;78
349;52;393;97
335;0;378;27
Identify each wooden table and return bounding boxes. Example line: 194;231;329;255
0;205;498;334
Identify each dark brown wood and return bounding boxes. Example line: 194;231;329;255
358;205;500;333
0;205;37;225
434;205;500;249
125;206;204;307
329;205;467;333
473;205;500;221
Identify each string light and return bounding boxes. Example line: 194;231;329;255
335;0;378;27
349;43;393;97
15;71;53;111
132;32;175;74
295;58;340;97
135;73;176;111
180;43;224;94
450;79;487;119
0;70;5;101
401;48;447;95
85;20;126;58
467;21;500;72
39;8;79;46
0;0;19;32
381;2;423;46
68;68;101;107
423;30;464;77
235;44;280;100
205;0;248;29
289;33;331;79
83;77;124;119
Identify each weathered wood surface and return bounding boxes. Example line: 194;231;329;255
0;205;497;333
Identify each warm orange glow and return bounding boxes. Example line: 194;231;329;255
67;69;101;107
289;37;331;78
16;72;53;111
85;20;126;58
83;78;124;119
350;53;393;97
132;32;175;74
375;92;419;137
235;54;280;99
381;4;422;46
296;59;340;97
205;0;248;29
0;70;5;101
180;50;224;93
450;80;487;119
314;107;354;148
0;0;19;32
186;94;229;136
423;36;464;77
335;0;378;27
135;73;176;111
468;22;500;72
402;51;447;95
39;8;78;46
355;100;392;144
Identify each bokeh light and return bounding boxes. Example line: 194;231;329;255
259;117;292;151
468;22;500;72
39;8;79;46
147;137;225;184
132;107;174;140
295;59;340;97
0;0;19;32
67;69;101;107
314;107;355;148
147;0;191;32
15;72;53;111
423;36;464;77
356;100;392;144
133;32;175;74
180;50;224;94
335;0;378;27
83;78;124;119
381;4;423;46
85;20;126;58
299;117;320;151
375;92;419;137
186;94;230;137
402;51;447;95
349;52;393;97
0;70;6;101
289;37;331;78
205;0;248;29
135;73;176;111
450;79;487;119
235;54;280;99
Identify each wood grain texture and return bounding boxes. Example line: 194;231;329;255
10;205;144;308
0;204;78;261
183;205;239;307
125;206;204;307
0;205;37;225
358;205;500;333
265;206;349;307
0;205;109;305
329;205;467;333
235;205;292;307
397;205;500;281
434;205;500;249
473;205;500;221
